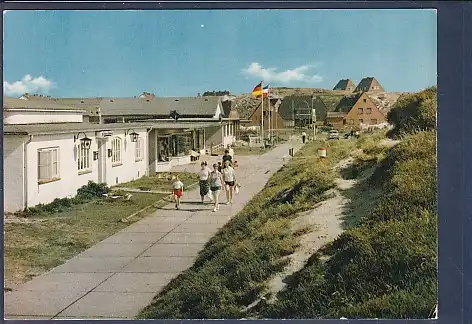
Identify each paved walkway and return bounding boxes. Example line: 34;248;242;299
5;140;304;320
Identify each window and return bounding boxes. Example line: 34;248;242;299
363;98;367;103
359;119;364;124
38;147;60;182
366;108;372;114
77;144;91;172
135;138;144;161
358;108;363;114
371;119;378;124
112;137;122;165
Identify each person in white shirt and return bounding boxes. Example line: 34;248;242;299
222;160;236;205
198;161;213;203
172;176;184;210
209;163;225;212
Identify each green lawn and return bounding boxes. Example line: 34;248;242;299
4;191;166;287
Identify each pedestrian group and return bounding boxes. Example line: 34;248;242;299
172;145;239;212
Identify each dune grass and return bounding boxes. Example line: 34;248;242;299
137;138;358;319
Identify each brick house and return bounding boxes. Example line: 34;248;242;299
354;77;385;93
333;79;356;91
248;97;286;130
326;92;387;131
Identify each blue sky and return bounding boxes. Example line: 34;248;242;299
3;9;437;98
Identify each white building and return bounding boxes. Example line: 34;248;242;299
3;96;239;213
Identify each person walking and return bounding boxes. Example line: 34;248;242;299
222;149;232;164
222;160;236;205
171;176;184;209
209;163;225;212
301;131;307;144
198;161;212;203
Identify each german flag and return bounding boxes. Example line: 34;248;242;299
252;82;262;97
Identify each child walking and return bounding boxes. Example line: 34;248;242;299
172;176;184;209
209;163;225;212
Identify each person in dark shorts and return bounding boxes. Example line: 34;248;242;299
209;163;225;212
222;160;236;205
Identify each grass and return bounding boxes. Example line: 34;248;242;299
4;191;168;288
114;172;199;192
261;129;437;319
137;138;359;319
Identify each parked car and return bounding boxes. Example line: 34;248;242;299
328;129;340;140
344;133;351;139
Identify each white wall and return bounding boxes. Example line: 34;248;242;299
4;110;83;124
3;135;27;212
105;130;148;186
23;129;148;208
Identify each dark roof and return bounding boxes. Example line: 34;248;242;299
3;97;85;111
99;96;222;117
277;95;328;121
334;93;363;113
354;77;384;92
3;121;219;136
24;96;224;117
333;79;356;90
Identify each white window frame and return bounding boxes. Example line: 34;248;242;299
38;147;60;183
77;144;91;173
112;137;122;165
135;137;144;162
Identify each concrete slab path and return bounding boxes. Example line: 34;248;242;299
4;140;304;320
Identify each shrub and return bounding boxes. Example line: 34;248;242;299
387;86;437;137
22;181;110;216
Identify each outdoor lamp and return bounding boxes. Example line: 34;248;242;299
74;132;92;149
125;129;139;142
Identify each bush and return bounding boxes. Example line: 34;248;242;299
23;181;110;216
387;86;437;137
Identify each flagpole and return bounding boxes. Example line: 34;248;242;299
261;82;264;142
268;86;271;140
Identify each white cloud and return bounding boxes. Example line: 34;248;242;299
4;75;55;96
242;62;323;84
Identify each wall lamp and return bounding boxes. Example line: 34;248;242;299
125;129;139;142
73;132;92;149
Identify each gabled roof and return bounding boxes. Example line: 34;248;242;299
248;98;281;120
3;97;84;111
354;77;384;92
334;93;364;113
333;79;356;91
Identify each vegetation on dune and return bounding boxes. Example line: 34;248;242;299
137;139;358;319
387;86;437;137
263;87;437;319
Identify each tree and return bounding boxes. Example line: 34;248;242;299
202;90;230;96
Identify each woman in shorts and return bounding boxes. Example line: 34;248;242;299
209;163;225;212
222;160;236;205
